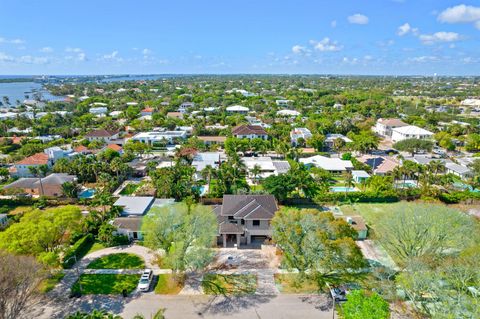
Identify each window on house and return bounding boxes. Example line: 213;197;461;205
241;219;245;225
252;220;260;227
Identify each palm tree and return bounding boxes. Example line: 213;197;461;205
200;164;216;195
343;171;354;198
251;164;262;185
28;164;48;196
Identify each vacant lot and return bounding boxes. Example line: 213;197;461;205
87;253;145;269
202;274;257;295
72;274;140;295
274;274;320;294
154;274;184;294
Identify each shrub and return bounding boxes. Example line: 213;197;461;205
63;234;94;269
439;191;480;204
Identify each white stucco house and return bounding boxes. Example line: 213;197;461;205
391;125;433;142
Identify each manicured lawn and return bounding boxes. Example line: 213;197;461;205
339;203;400;224
86;241;107;255
87;253;145;269
120;182;143;195
38;272;65;293
274;274;321;294
72;274;140;295
202;274;257;295
154;274;184;294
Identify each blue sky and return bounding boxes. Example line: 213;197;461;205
1;0;480;75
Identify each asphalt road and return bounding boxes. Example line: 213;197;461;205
120;294;334;319
34;294;334;319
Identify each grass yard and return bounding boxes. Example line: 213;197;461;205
202;274;257;295
119;182;143;195
87;253;145;269
38;272;65;293
72;274;140;295
154;274;184;294
274;274;321;294
86;241;107;255
339;203;401;225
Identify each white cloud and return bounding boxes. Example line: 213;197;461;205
17;55;49;64
40;47;53;53
292;45;307;54
419;31;462;45
348;14;369;25
310;38;343;52
0;52;50;65
331;20;337;28
0;52;14;62
77;53;87;61
397;23;418;36
65;47;87;62
65;47;83;53
101;51;124;62
0;37;25;45
438;4;480;24
142;48;152;55
342;57;359;65
408;56;440;63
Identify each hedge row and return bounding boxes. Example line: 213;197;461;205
313;189;421;204
438;191;480;204
62;233;94;269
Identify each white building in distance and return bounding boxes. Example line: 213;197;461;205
391;125;433;142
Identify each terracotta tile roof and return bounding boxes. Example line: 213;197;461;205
377;118;407;127
167;112;183;118
85;129;119;138
16;153;49;166
232;125;267;136
107;144;123;152
74;145;89;153
141;108;154;113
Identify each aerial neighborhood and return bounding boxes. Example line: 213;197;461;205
0;75;479;319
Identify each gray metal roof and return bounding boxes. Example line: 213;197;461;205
114;196;155;216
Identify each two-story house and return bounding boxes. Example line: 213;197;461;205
85;129;120;143
373;118;408;138
214;194;278;248
232;125;268;140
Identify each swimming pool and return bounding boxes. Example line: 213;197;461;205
79;188;96;199
330;186;357;192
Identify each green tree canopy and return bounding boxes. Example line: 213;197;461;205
393;138;434;156
0;206;82;256
271;208;366;284
342;290;390;319
142;203;218;271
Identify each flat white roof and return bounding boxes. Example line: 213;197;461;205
277;110;300;116
352;170;371;178
226;105;249;112
392;125;433;136
242;156;276;171
300;155;353;171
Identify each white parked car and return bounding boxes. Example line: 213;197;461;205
137;269;153;292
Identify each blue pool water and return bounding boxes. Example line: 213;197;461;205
330;186;357;192
79;188;96;199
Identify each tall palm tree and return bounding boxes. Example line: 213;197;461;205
251;164;262;185
200;165;216;195
343;171;354;198
28;164;48;196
